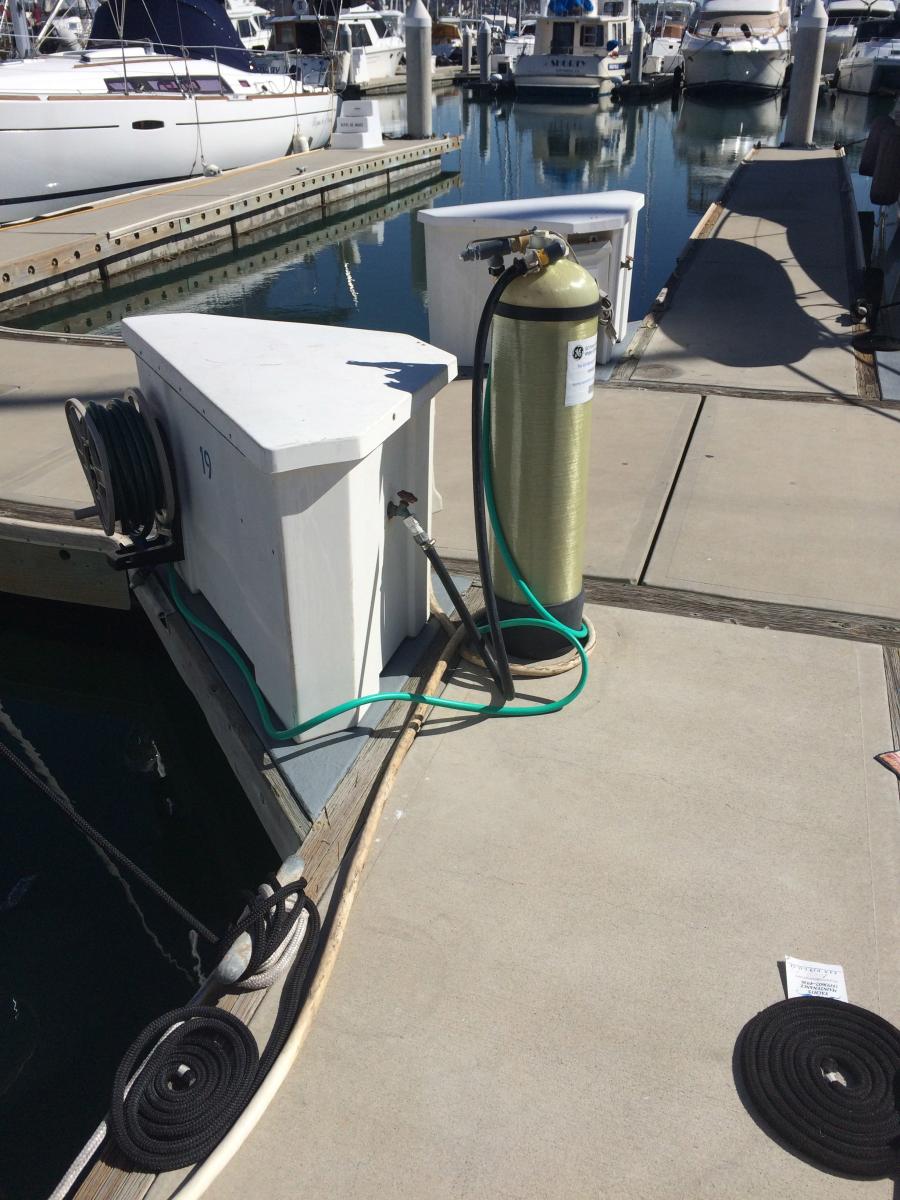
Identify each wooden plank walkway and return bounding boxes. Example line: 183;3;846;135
0;135;460;311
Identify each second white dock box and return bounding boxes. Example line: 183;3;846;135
418;191;645;369
121;313;457;740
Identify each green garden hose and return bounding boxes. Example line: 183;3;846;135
166;377;589;742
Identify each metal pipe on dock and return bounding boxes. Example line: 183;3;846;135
405;0;433;139
631;16;645;87
783;0;827;149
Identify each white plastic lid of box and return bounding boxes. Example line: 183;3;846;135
417;191;645;234
121;314;457;474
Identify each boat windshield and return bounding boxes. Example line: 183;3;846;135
694;11;782;34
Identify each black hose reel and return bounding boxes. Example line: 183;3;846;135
66;388;183;570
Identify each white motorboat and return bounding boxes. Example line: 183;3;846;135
512;0;634;99
835;32;900;91
824;0;894;78
643;0;693;73
431;19;465;59
491;20;536;77
225;0;271;51
680;0;791;92
503;20;537;60
272;3;404;86
0;0;337;224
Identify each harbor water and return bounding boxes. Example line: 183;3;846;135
8;87;891;340
0;595;279;1200
0;82;891;1200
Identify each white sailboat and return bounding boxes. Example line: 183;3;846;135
513;0;635;99
680;0;791;92
0;0;337;224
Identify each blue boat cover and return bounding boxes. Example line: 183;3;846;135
90;0;258;71
546;0;596;14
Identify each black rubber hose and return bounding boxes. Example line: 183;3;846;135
736;996;900;1180
86;399;164;537
471;261;528;703
421;540;505;692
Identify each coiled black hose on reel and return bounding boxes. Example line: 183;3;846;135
66;390;180;570
736;996;900;1180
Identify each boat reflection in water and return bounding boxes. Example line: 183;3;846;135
514;97;639;188
673;93;782;213
815;89;892;173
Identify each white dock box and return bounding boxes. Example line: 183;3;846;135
418;192;645;369
121;314;456;740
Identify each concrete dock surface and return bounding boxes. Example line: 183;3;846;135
0;330;134;509
206;604;900;1200
621;148;870;402
433;380;900;624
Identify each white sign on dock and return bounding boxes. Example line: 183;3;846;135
332;99;383;150
784;956;848;1002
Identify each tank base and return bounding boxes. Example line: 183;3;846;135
495;590;586;660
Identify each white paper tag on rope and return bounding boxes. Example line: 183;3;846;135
784;956;848;1002
564;333;598;407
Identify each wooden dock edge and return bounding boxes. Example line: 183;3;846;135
132;570;470;875
441;556;900;649
132;570;312;857
0;136;460;312
0;509;130;609
69;588;469;1200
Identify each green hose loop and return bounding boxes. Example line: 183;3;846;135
166;373;589;741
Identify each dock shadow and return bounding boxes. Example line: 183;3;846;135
658;239;835;370
346;360;450;395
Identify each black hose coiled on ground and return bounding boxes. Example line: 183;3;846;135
736;996;900;1180
471;261;528;702
110;881;321;1173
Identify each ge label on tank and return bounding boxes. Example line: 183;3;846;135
564;333;598;407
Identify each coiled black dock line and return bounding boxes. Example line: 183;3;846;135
0;736;321;1177
736;997;900;1180
110;880;320;1173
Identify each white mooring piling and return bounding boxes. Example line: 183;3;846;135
631;16;645;87
783;0;827;148
405;0;433;139
478;19;491;85
462;24;474;73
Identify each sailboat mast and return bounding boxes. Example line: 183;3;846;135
9;0;34;58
